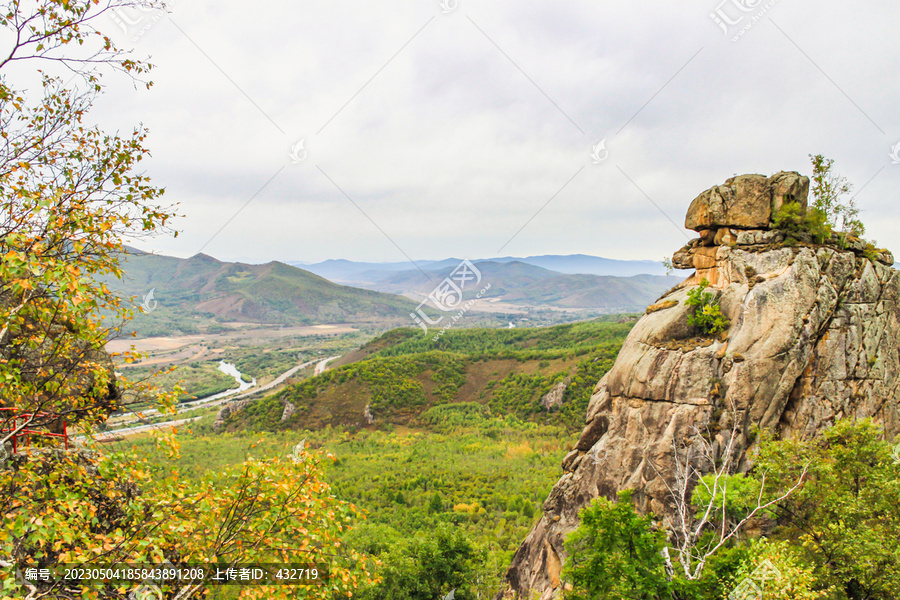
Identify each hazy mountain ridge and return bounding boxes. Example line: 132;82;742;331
330;260;680;311
291;253;669;283
106;250;679;338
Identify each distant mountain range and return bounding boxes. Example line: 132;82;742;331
107;250;681;337
340;260;679;311
290;254;668;284
103;250;418;336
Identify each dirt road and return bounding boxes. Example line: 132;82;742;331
91;416;202;441
314;356;341;375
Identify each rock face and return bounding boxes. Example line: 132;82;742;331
213;398;253;429
497;172;900;600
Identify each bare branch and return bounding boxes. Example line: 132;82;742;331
642;402;809;580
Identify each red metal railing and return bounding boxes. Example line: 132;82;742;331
0;408;68;453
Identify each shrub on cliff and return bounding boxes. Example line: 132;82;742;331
772;202;831;244
686;279;729;336
773;155;866;246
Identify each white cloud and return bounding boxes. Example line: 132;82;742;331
94;0;900;264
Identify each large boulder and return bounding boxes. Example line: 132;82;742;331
770;170;810;214
684;171;809;232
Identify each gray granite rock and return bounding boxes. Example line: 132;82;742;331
497;179;899;600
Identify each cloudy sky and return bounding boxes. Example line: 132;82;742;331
92;0;900;265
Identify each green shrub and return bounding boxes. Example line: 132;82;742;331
563;490;671;600
685;279;729;335
356;523;485;600
729;539;826;600
752;419;900;599
772;203;831;244
863;243;881;262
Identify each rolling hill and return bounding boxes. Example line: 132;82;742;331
102;250;419;336
219;319;636;433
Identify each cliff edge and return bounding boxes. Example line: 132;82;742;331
497;171;899;599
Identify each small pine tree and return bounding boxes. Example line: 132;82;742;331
428;492;443;513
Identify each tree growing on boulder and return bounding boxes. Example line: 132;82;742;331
772;202;831;244
809;154;864;236
772;156;866;247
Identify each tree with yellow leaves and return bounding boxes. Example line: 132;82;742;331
0;2;375;598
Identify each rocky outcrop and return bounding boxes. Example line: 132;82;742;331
684;171;808;233
540;380;569;411
363;404;375;425
497;172;900;600
213;398;254;429
281;401;297;422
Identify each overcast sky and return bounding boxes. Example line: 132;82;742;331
92;0;900;265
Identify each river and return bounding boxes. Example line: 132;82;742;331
201;360;257;402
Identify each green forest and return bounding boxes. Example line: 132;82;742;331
130;414;576;599
224;319;633;432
